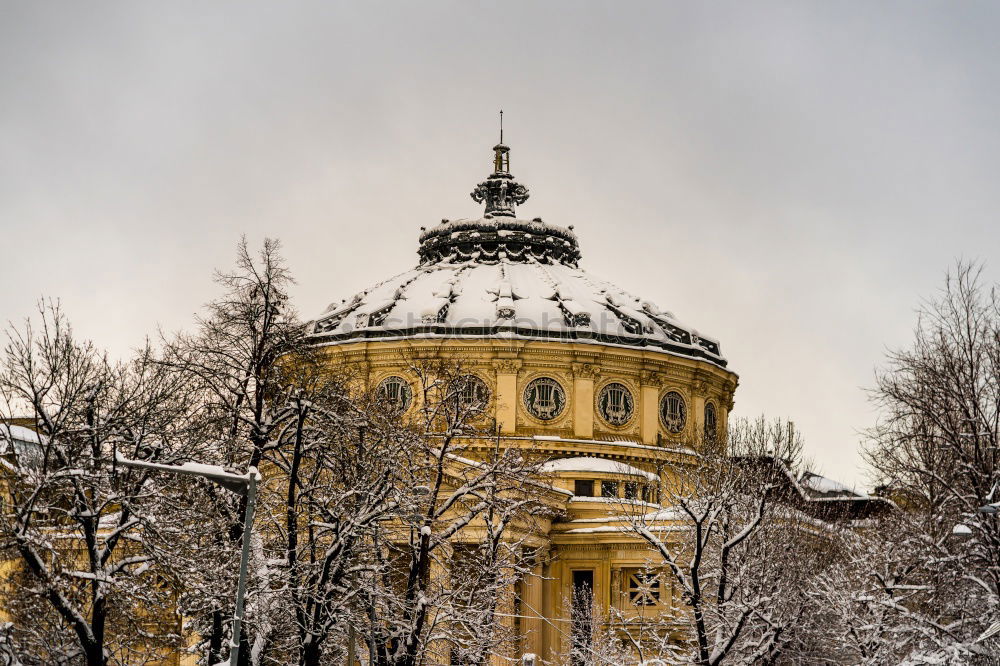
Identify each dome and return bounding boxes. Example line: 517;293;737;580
306;143;727;369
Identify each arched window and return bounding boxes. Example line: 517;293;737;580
704;402;718;444
451;374;490;411
378;376;412;413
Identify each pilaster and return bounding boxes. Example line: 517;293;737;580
571;363;600;439
493;359;522;434
521;550;546;659
692;373;710;445
639;370;663;445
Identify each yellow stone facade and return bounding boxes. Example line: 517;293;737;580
314;335;737;662
299;137;744;662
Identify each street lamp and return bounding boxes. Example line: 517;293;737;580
115;454;260;666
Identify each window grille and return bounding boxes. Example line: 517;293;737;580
377;376;412;412
660;391;687;434
598;382;634;425
627;571;661;607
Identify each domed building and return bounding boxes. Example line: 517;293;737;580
306;137;739;662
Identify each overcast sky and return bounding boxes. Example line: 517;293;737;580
3;2;999;488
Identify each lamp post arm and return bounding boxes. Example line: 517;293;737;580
112;454;261;666
114;454;259;495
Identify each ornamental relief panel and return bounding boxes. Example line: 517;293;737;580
593;378;639;430
571;362;601;380
523;377;567;421
492;359;523;374
597;382;635;426
659;389;688;435
639;369;665;386
518;371;573;427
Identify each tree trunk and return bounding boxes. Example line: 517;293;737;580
208;609;224;665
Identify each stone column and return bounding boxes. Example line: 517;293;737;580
571;363;600;439
609;567;623;612
542;557;560;663
493;359;522;434
491;580;517;666
639;370;663;445
521;551;546;659
428;543;453;665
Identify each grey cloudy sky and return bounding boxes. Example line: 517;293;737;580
3;1;999;488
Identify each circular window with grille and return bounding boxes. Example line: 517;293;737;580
659;391;687;434
598;382;635;426
377;376;412;413
522;377;566;421
450;374;490;412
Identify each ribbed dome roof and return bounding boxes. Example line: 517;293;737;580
306;142;726;368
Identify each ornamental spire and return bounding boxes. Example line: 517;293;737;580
470;111;529;217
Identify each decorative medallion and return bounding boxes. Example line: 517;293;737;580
598;382;635;426
377;376;412;413
451;375;490;411
523;377;566;421
659;391;687;434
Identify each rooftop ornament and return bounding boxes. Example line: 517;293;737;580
470;110;530;218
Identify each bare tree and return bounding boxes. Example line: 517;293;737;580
620;418;832;666
861;260;1000;662
258;364;421;666
354;359;549;666
0;302;200;665
159;237;304;666
153;241;550;666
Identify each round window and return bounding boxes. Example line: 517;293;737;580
659;391;687;434
704;402;718;443
451;374;490;411
377;376;412;413
523;377;566;421
598;382;635;426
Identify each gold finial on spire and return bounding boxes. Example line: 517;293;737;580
493;109;510;173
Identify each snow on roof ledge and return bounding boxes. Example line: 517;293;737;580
0;424;41;445
798;471;869;498
539;456;659;481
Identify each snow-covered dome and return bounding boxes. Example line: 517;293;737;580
307;141;726;368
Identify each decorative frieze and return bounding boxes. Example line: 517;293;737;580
493;359;523;374
571;362;601;379
639;369;664;386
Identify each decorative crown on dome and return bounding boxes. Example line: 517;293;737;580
417;115;582;267
469;111;530;218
